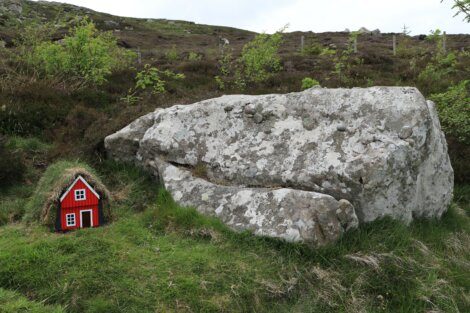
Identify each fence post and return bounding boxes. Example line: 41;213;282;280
353;37;358;53
392;35;397;56
442;31;447;54
300;35;305;53
137;47;142;65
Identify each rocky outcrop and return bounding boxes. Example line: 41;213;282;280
150;159;358;245
105;87;454;245
0;0;22;15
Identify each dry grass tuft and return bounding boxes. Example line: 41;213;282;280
345;253;381;270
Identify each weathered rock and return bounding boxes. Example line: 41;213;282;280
105;87;454;244
0;0;22;15
104;20;120;28
150;159;358;244
399;125;413;139
336;123;347;132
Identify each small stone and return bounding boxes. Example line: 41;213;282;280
253;113;263;124
337;124;347;132
399;126;413;139
224;105;233;112
105;20;120;28
244;106;256;115
302;117;315;130
406;138;415;146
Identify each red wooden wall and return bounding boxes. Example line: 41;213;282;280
60;178;100;231
61;179;99;208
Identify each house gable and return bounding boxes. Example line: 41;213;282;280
60;175;100;203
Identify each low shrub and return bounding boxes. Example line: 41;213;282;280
430;80;470;144
239;30;284;83
0;136;26;187
165;45;179;62
430;80;470;183
134;64;185;94
0;80;73;136
20;18;135;88
188;52;203;61
301;42;323;56
214;28;285;90
301;77;320;90
418;52;458;94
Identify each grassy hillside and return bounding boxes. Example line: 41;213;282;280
0;1;468;171
0;1;469;312
0;178;468;312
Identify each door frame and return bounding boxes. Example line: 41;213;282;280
80;209;93;228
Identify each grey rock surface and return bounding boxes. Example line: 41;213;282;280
149;159;358;244
105;87;454;244
0;0;22;14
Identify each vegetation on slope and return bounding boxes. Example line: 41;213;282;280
0;1;469;312
0;181;468;312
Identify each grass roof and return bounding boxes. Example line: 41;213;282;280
24;160;112;228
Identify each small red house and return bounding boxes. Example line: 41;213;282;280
58;175;104;231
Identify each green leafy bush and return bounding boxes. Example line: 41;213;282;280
302;42;323;56
418;52;458;94
165;45;179;61
430;80;470;143
332;32;363;86
214;28;285;89
188;52;202;61
239;30;283;83
301;77;320;90
26;19;135;87
430;80;470;183
214;49;246;90
123;64;185;103
134;64;185;94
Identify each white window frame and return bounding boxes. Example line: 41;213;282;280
80;210;93;228
74;189;86;201
66;213;76;227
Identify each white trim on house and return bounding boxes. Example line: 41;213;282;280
80;209;93;228
66;213;76;227
60;175;100;202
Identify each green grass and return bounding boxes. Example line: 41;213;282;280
0;288;65;313
6;136;52;153
0;175;468;312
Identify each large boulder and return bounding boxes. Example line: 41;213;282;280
105;87;454;244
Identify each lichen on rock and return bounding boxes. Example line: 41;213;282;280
105;87;454;245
